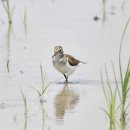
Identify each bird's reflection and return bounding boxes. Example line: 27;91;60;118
54;84;79;120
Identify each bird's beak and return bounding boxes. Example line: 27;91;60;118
52;52;57;58
52;49;61;58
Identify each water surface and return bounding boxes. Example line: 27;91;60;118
0;0;130;130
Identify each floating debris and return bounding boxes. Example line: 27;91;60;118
93;16;100;21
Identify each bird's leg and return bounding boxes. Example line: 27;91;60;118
63;74;68;83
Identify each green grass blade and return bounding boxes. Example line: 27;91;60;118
20;87;28;114
105;65;113;100
30;86;41;96
122;59;130;106
123;59;130;91
124;102;130;114
111;61;121;101
119;17;130;88
1;0;8;14
100;107;110;119
101;71;109;107
40;64;45;93
41;78;61;96
11;3;17;18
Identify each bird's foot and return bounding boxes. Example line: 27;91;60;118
64;80;68;84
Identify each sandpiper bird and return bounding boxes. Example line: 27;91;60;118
52;46;86;83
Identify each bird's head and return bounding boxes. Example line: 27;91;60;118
52;46;63;58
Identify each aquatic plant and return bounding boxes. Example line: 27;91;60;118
101;17;130;130
31;65;55;103
120;59;130;130
121;0;127;13
40;102;46;130
1;0;17;24
119;17;130;128
20;87;28;130
101;65;119;130
23;4;27;36
1;0;17;72
6;24;12;72
102;0;107;22
20;87;28;115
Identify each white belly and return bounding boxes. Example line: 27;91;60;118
53;59;77;76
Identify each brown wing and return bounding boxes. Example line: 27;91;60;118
65;54;80;66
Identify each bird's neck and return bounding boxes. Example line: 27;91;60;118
53;52;63;61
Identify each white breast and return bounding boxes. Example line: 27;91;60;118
53;58;67;74
53;57;78;76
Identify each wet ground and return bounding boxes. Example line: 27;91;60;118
0;0;130;130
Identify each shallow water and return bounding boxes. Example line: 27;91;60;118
0;0;130;130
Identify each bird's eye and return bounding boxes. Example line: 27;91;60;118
58;48;61;51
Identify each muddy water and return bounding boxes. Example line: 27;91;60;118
0;0;130;130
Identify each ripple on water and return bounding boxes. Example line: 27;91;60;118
55;79;101;85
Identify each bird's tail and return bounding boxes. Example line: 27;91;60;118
80;61;87;64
